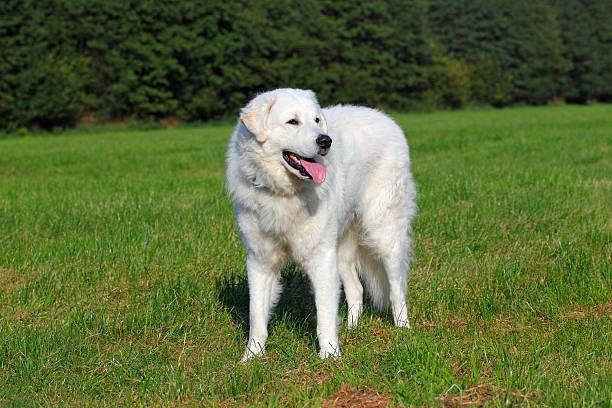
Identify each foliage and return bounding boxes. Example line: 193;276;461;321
423;43;473;110
553;0;612;103
0;0;610;130
427;0;567;106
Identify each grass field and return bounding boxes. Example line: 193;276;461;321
1;105;610;406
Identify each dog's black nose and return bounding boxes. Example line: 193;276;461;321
317;134;332;151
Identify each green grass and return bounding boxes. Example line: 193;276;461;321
1;105;610;406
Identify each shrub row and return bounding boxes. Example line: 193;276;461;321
1;0;610;130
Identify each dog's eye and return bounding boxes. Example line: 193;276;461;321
286;119;299;126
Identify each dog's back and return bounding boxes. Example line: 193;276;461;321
323;105;417;316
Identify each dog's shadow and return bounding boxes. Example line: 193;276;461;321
216;262;318;341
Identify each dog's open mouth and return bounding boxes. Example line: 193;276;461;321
282;151;326;184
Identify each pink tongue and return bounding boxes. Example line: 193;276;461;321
300;159;326;184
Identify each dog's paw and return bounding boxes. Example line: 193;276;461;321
392;304;411;329
346;305;362;328
240;350;264;363
319;344;341;360
395;318;412;329
347;319;360;329
240;341;266;363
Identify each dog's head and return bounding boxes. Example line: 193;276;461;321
240;89;331;184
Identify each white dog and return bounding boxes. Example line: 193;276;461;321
226;89;417;360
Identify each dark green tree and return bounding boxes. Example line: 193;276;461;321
553;0;612;103
1;0;610;131
0;0;90;129
428;0;566;106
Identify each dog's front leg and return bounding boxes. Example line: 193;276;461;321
304;249;341;359
241;253;282;362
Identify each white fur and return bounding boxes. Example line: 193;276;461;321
226;89;417;361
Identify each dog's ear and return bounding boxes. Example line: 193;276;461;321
319;113;328;133
240;93;276;142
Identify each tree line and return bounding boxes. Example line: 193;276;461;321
1;0;610;131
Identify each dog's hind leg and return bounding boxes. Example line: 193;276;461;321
365;231;411;328
382;247;411;328
366;221;411;328
338;227;363;327
360;172;414;328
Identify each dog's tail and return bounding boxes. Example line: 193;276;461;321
357;250;390;310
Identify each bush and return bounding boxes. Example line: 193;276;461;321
0;0;610;131
424;44;473;110
9;53;89;130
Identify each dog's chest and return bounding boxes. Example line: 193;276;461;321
254;192;326;239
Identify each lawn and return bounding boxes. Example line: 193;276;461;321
0;105;610;406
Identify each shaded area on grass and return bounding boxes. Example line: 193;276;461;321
216;262;318;345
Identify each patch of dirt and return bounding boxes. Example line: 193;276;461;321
322;383;389;408
565;301;611;320
282;360;336;388
435;383;540;407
